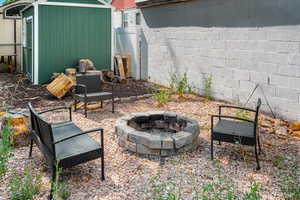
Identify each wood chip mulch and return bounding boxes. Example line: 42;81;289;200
1;95;299;199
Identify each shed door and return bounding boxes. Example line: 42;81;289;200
24;17;33;81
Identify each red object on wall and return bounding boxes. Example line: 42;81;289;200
111;0;136;10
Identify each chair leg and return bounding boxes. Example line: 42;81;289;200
112;97;114;113
28;139;33;158
254;144;260;170
257;135;262;154
211;137;214;160
74;99;77;112
84;101;87;117
218;140;221;145
101;152;105;181
50;167;56;200
101;100;103;108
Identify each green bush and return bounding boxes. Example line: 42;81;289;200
278;162;300;200
8;168;43;200
146;175;181;200
204;75;213;100
154;90;171;106
52;162;70;200
244;183;262;200
169;72;193;96
0;118;14;176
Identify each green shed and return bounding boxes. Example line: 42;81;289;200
21;0;113;84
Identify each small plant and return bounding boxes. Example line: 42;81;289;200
204;74;213;100
154;89;171;106
0;117;14;176
236;109;254;121
244;182;262;200
52;162;71;200
8;168;43;200
169;72;194;97
272;155;285;169
278;162;300;200
146;175;181;200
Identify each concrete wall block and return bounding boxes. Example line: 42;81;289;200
257;41;278;53
289;77;300;89
275;87;299;102
270;75;290;88
248;30;267;40
212;58;226;67
257;62;278;74
267;53;288;65
226;58;240;69
239;80;257;91
288;53;300;65
278;65;300;77
250;72;269;84
233;69;250;81
277;42;299;54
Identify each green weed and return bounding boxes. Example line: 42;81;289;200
244;183;262;200
8;168;43;200
154;90;171;106
0;117;14;176
52;162;71;200
204;75;213;100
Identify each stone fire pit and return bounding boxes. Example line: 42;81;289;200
115;112;200;156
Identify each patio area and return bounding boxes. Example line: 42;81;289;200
0;73;299;199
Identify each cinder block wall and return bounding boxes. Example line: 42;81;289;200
140;0;300;121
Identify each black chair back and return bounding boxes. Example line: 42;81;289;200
254;98;262;125
76;74;103;94
28;103;55;155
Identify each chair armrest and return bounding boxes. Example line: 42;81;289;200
211;115;255;125
74;84;87;97
218;105;256;117
54;128;104;144
38;106;72;121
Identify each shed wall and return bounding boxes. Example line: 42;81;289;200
38;5;111;83
140;0;300;121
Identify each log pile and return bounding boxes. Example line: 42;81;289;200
46;73;75;99
259;115;300;138
0;111;30;146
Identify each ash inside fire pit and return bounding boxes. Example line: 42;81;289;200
128;114;188;133
115;112;200;157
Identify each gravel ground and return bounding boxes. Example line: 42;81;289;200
1;95;299;199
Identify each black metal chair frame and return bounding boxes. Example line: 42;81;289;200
74;74;114;117
211;99;262;170
28;103;104;198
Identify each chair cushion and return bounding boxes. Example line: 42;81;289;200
75;92;112;101
55;133;101;168
52;121;82;143
213;120;255;138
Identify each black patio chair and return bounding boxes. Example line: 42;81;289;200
74;74;114;117
28;102;105;197
210;98;262;170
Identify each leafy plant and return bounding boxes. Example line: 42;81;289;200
244;183;262;200
0;117;14;176
278;162;300;200
154;89;171;106
146;175;181;200
204;74;213;100
169;72;194;97
272;155;285;169
52;162;71;200
199;167;236;200
8;168;43;200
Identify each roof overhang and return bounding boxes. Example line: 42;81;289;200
136;0;192;8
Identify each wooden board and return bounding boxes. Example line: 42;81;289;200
115;55;126;80
46;73;75;98
122;55;132;78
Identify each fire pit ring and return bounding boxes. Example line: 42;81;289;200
115;111;200;157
